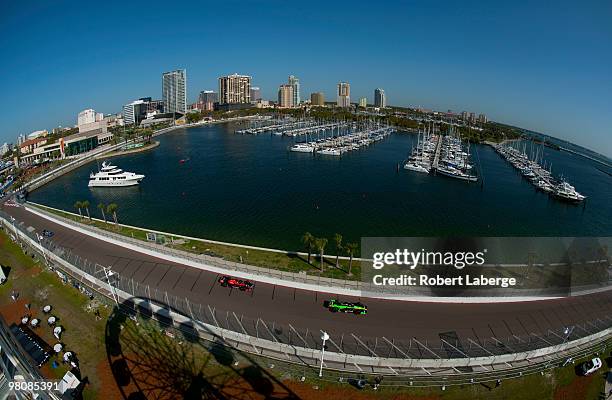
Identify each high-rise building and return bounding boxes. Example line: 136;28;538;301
218;73;251;104
478;113;488;123
278;85;294;108
374;88;386;108
288;75;300;105
250;87;261;102
123;99;148;126
162;69;187;115
310;92;325;106
469;112;476;123
78;109;103;127
199;90;218;104
359;97;367;107
461;111;469;121
337;82;351;107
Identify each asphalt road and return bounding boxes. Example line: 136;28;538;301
3;203;612;353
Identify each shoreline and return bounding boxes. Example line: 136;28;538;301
95;140;160;159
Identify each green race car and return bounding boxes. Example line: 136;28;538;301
324;299;368;315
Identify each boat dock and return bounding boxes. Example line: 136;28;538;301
290;122;393;156
493;142;585;202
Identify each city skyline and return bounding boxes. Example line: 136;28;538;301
0;1;611;156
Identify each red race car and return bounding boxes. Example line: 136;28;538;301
218;276;255;291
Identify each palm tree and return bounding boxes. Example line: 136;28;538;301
73;201;83;218
107;203;119;226
82;200;91;220
344;242;358;276
314;237;328;271
97;203;107;223
301;232;314;264
333;233;343;269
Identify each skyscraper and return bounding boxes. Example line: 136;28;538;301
199;90;218;104
359;97;367;108
288;75;300;106
278;85;294;108
162;69;187;115
337;82;350;107
218;74;252;104
123;99;148;125
374;88;386;108
250;87;261;102
310;92;325;106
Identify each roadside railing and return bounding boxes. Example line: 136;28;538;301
25;203;612;299
2;208;612;384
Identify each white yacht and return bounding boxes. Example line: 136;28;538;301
290;143;315;153
89;161;145;187
404;160;430;173
553;179;586;202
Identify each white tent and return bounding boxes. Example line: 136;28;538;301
0;265;7;284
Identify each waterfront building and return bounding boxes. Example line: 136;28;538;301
337;82;350;107
250;87;261;102
123;99;148;126
196;91;217;111
278;84;294;108
311;92;325;106
140;98;164;113
359;97;367;108
162;69;187;115
77;109;103;127
199;90;218;104
288;75;300;105
27;130;48;140
19;129;113;165
19;137;48;154
374;88;386;108
218;73;251;104
254;99;271;108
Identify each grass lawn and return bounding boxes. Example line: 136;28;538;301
0;228;112;400
31;203;362;281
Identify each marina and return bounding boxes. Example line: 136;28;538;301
27;122;610;249
404;125;478;182
289;121;393;156
235;117;353;137
493;141;586;202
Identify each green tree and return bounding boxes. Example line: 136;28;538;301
73;201;83;218
97;203;107;223
186;112;203;124
106;203;119;226
333;233;343;269
82;200;91;220
301;232;314;264
344;242;358;276
314;237;328;271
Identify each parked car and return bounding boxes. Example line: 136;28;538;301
578;357;602;376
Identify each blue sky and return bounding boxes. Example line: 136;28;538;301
1;1;611;156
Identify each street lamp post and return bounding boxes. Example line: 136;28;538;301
36;234;48;266
103;266;119;305
319;331;329;377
